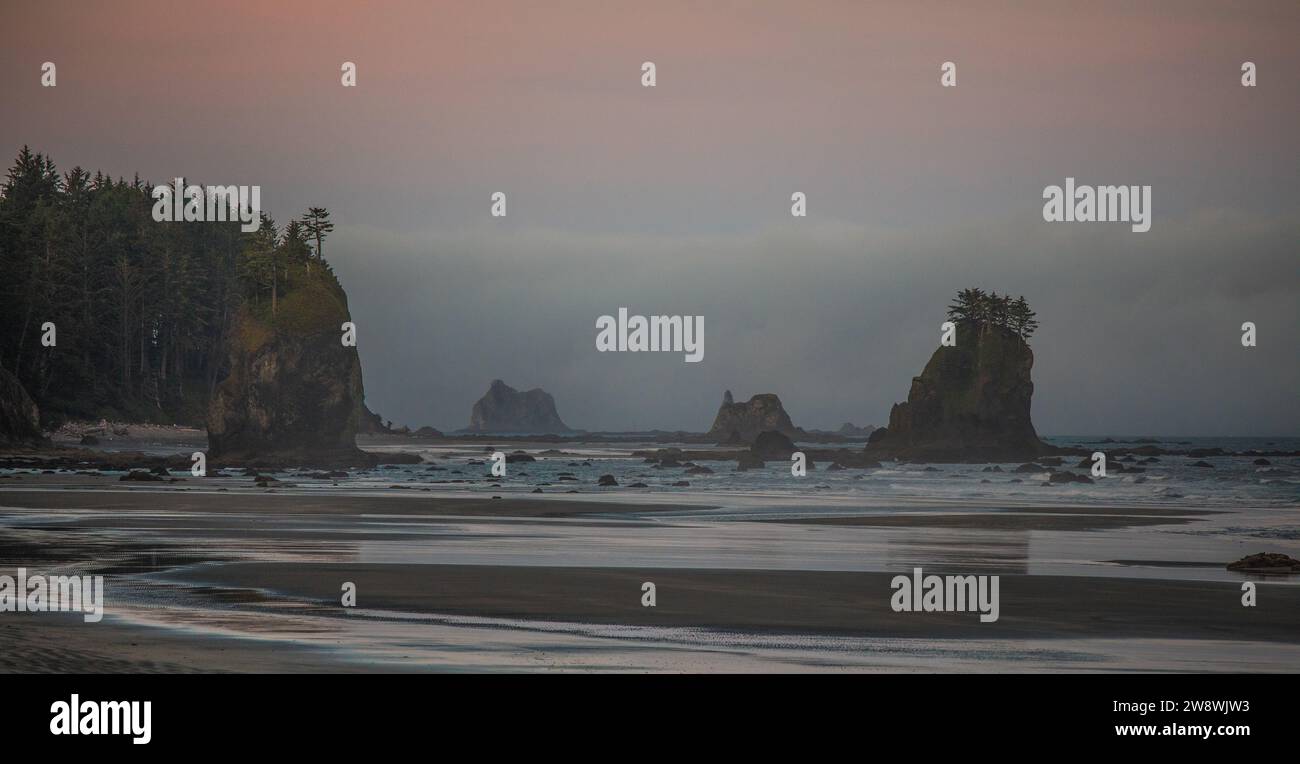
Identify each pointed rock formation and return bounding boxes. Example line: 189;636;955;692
706;391;798;443
465;380;571;434
207;271;373;467
0;366;42;446
867;324;1045;461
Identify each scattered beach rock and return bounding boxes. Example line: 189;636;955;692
597;474;618;486
1049;471;1094;484
120;470;164;482
1227;553;1300;573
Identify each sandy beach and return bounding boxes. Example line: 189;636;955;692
2;467;1297;673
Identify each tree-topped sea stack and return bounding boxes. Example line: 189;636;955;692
206;212;373;467
867;289;1047;462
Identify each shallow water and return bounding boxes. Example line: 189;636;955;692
2;433;1297;672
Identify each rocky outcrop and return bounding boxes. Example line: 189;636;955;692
1227;553;1300;573
465;379;571;434
751;430;796;458
0;366;42;446
206;272;373;467
867;324;1045;461
837;422;876;438
358;402;389;434
707;390;798;443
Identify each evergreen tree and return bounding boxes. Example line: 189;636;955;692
0;148;342;424
301;207;333;267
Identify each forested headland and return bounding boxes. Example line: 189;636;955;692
0;146;338;426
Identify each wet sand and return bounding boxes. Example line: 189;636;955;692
767;511;1214;530
1;475;1295;672
0;485;704;518
161;562;1300;642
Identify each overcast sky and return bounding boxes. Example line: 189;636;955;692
4;0;1297;435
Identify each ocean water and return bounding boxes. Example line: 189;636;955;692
339;435;1300;510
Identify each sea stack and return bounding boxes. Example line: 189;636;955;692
867;323;1046;461
464;379;571;434
206;270;372;466
706;390;799;444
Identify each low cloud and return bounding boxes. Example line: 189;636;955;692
332;210;1299;436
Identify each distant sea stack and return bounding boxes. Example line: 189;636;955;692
465;380;571;434
837;422;876;438
206;269;372;466
867;289;1047;462
0;366;43;446
707;390;799;443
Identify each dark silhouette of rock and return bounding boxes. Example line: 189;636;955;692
0;366;42;446
597;474;618;486
751;430;796;458
736;452;765;471
866;324;1045;461
207;270;374;467
357;403;389;434
1049;471;1093;484
1227;553;1300;573
412;426;443;438
465;379;571;434
120;470;164;482
707;391;798;443
837;422;876;437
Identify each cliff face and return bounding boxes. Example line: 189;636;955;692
868;324;1044;461
466;380;571;434
0;366;42;446
207;273;370;466
707;390;798;443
